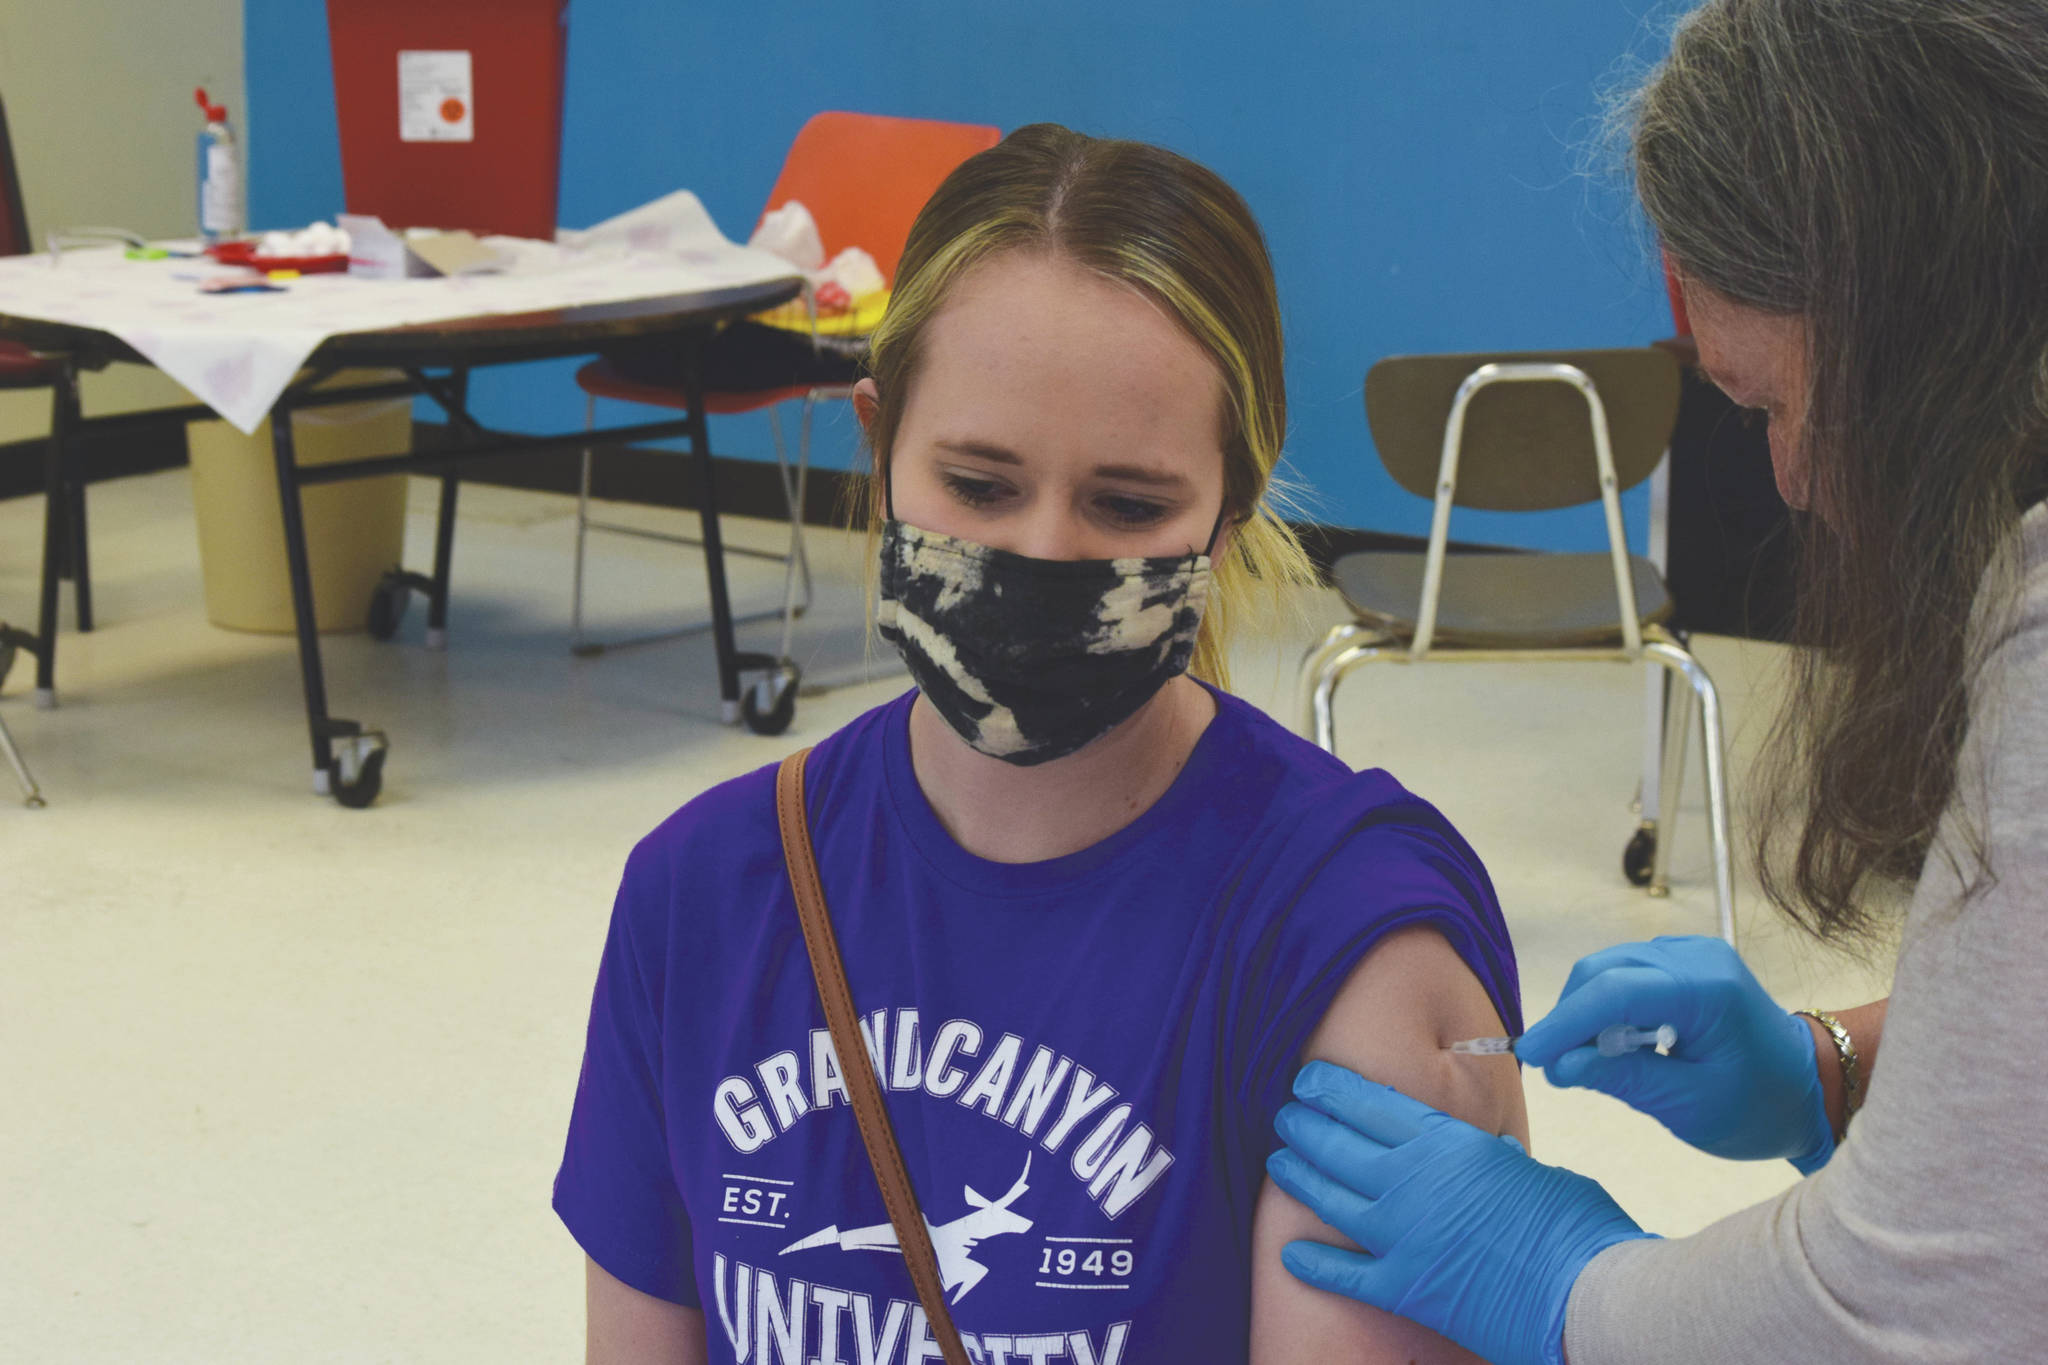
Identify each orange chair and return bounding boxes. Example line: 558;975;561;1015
570;111;1000;734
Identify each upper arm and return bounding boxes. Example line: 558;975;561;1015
1249;925;1528;1365
587;1254;708;1365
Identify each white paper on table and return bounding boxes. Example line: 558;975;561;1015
555;190;729;257
748;201;826;271
339;214;428;280
0;214;803;434
399;50;473;142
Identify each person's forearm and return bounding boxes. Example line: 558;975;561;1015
1801;997;1888;1139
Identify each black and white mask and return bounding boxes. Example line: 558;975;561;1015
876;520;1213;766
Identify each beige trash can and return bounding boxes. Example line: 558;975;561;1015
187;370;412;634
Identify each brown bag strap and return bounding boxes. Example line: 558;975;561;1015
775;749;971;1365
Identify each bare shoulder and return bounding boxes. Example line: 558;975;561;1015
1299;924;1527;1144
1248;926;1526;1365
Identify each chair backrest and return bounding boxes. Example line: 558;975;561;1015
758;111;1001;285
0;94;30;258
1365;348;1681;512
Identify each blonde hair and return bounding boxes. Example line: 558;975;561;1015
858;123;1316;691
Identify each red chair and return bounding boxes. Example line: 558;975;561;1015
570;111;1000;733
0;92;55;405
0;92;49;800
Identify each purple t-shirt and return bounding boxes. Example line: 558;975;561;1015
555;686;1519;1364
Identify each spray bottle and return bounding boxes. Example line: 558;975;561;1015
194;87;243;244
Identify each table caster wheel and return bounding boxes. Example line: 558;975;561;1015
742;662;800;736
367;570;410;642
329;730;389;809
1622;824;1657;887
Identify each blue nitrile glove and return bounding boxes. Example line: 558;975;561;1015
1515;935;1834;1173
1269;1062;1654;1365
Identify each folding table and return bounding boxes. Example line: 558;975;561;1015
0;237;802;806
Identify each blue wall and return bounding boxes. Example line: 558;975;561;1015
247;1;1682;551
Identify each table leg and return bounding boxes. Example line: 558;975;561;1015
425;368;466;652
682;333;743;723
33;361;78;708
270;397;337;791
67;477;92;633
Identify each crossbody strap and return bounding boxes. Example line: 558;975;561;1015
775;749;970;1365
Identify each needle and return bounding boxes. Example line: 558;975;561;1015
1445;1035;1516;1055
1443;1023;1679;1058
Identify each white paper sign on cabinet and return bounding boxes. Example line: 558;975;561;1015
398;50;473;143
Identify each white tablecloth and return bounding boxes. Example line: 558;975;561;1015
0;192;803;434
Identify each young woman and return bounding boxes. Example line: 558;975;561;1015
1269;3;2048;1362
555;124;1526;1365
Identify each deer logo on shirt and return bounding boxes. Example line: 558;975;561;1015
780;1155;1034;1302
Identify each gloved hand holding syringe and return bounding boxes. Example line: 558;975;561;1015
1445;1022;1676;1057
1462;935;1838;1172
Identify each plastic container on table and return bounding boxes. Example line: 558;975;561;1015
206;241;351;274
194;87;244;244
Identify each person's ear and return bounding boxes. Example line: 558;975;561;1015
852;378;881;436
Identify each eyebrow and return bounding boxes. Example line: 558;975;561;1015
933;439;1193;489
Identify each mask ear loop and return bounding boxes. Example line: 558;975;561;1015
868;384;897;523
1199;497;1231;564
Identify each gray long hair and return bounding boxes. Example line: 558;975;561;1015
1625;0;2048;942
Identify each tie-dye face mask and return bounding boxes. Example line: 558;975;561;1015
876;521;1213;766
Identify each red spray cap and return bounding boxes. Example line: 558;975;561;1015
195;88;229;123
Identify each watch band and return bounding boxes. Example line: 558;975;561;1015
1796;1008;1861;1135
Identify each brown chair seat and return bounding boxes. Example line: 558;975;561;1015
1334;549;1672;649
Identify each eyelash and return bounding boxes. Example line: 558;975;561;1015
938;472;1173;528
941;472;1007;508
1097;495;1172;528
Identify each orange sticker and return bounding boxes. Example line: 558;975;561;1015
441;98;466;124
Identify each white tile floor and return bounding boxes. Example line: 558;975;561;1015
1;470;1892;1362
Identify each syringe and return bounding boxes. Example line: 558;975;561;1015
1597;1023;1677;1057
1445;1023;1678;1057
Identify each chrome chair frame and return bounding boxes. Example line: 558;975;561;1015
0;712;41;806
569;388;824;657
0;637;43;805
1299;361;1735;945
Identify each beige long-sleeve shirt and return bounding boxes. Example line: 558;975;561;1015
1564;503;2048;1363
